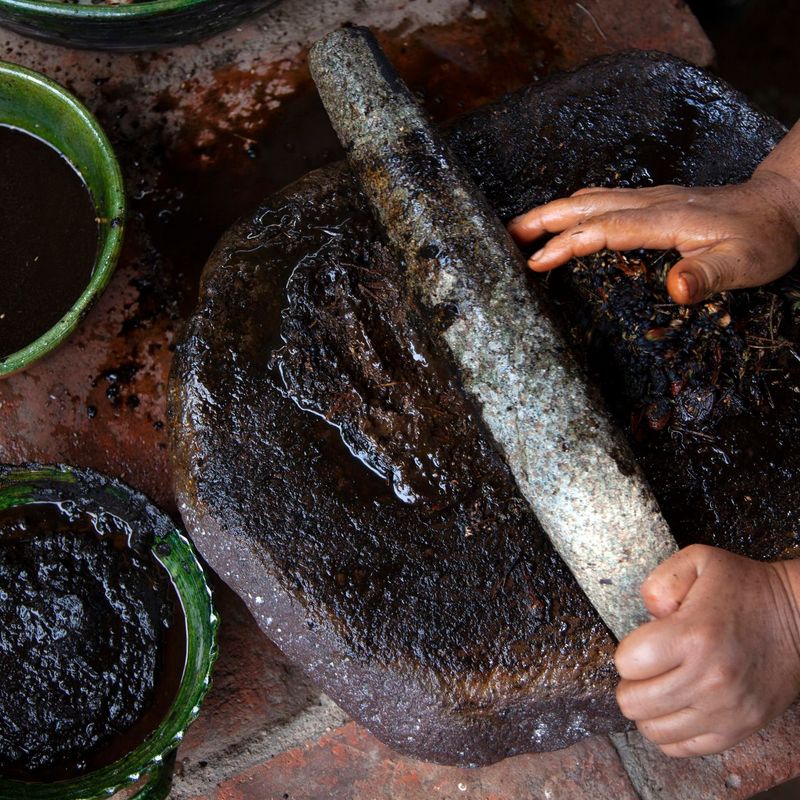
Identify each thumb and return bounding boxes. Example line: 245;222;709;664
665;242;749;304
640;546;705;618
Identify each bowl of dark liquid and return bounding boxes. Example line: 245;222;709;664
0;464;218;800
0;61;125;378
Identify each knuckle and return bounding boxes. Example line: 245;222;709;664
616;689;638;720
636;718;668;744
682;622;717;655
702;256;729;295
739;696;769;731
704;660;738;692
661;740;695;758
614;651;637;680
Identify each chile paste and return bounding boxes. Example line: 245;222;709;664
0;501;185;782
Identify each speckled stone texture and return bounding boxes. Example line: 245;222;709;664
309;26;676;640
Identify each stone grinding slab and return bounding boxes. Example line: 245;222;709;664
170;51;792;765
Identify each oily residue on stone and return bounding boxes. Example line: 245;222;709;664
272;227;489;508
170;51;788;765
173;166;619;766
0;501;185;782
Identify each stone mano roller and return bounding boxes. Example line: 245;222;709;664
309;26;678;640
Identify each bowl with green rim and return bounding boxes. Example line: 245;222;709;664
0;60;125;379
0;463;219;800
0;0;279;50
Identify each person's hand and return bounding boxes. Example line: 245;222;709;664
615;544;800;757
508;170;800;305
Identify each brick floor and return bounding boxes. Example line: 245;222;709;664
187;723;638;800
611;704;800;800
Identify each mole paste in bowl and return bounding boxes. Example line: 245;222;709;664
0;501;186;782
0;125;99;360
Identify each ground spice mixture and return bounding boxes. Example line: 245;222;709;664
0;502;185;782
548;249;800;436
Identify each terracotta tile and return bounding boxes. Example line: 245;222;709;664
188;723;637;800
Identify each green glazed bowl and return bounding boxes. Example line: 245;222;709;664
0;0;279;50
0;61;125;379
0;464;219;800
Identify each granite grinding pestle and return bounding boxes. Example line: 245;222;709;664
308;26;678;640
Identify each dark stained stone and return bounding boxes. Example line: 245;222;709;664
169;51;790;765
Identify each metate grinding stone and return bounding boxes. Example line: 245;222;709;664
170;51;789;765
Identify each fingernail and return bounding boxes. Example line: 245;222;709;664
679;272;698;300
529;250;544;263
508;215;524;227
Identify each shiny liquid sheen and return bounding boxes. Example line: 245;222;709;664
0;125;99;359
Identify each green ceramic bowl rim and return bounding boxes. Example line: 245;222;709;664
0;60;125;378
0;0;219;18
0;464;219;800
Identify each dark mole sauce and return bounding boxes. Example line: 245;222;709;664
0;502;186;782
0;125;99;360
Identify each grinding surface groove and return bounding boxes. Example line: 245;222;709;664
170;51;790;765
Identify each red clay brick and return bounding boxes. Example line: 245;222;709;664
189;723;638;800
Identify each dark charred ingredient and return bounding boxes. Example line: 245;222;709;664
547;248;800;561
0;125;99;360
549;249;800;435
170;51;793;765
0;502;185;782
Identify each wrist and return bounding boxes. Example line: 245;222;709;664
750;167;800;243
767;560;800;677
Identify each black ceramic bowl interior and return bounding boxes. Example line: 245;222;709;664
0;0;279;50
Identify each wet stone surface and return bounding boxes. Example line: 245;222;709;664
174;164;618;765
170;51;784;765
